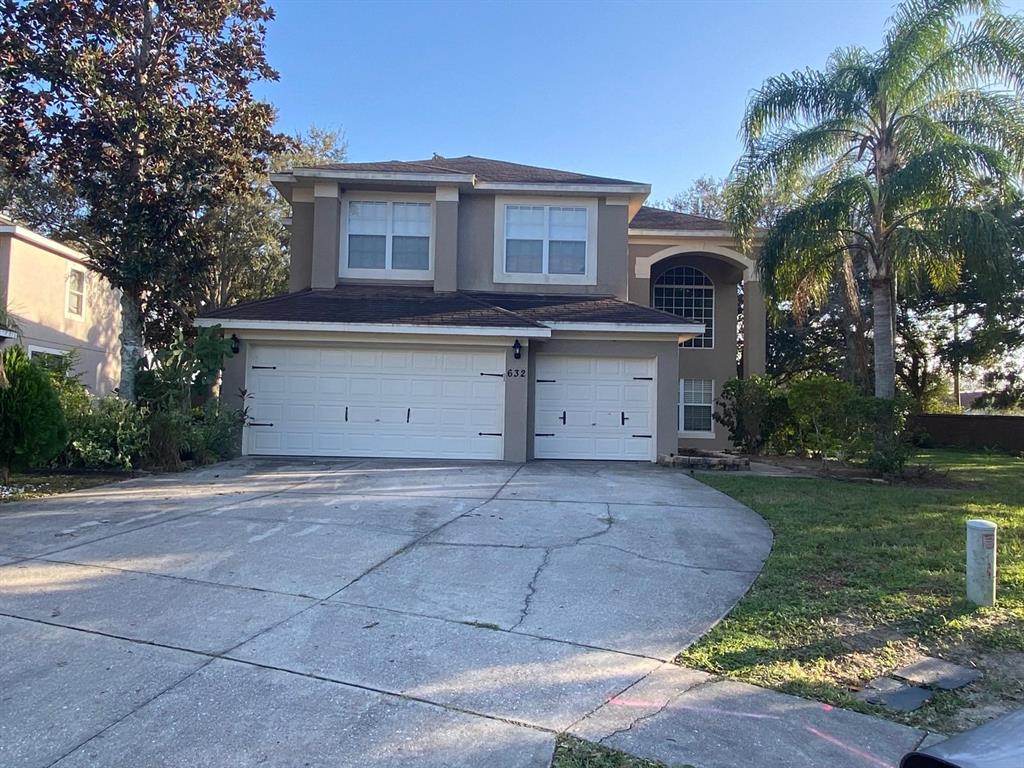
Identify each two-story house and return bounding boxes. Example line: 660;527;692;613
0;214;122;393
198;156;764;462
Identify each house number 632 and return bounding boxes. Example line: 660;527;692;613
507;368;527;378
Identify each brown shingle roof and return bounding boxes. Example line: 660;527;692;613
298;155;643;186
470;292;698;325
199;286;698;328
201;286;543;328
630;205;730;232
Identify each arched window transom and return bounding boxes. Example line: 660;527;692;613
653;266;714;348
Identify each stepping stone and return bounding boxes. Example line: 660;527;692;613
894;658;981;691
857;682;933;712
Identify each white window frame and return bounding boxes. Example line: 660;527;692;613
653;265;714;349
493;195;598;285
65;267;86;320
679;378;716;438
339;191;435;280
28;344;69;359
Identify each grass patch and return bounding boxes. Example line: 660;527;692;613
0;471;122;504
679;449;1024;734
551;735;680;768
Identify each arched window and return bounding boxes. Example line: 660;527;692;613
653;266;713;348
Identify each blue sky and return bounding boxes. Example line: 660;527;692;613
257;0;1024;201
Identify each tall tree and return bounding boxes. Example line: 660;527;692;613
196;127;348;312
0;0;285;399
728;0;1024;399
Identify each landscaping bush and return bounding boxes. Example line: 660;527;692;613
785;375;870;461
145;409;192;471
0;346;68;482
716;373;913;472
863;396;913;474
68;397;150;471
714;375;789;454
185;401;245;465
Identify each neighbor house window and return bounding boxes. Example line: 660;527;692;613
653;266;713;348
28;346;69;371
680;379;714;435
66;268;86;318
344;199;432;275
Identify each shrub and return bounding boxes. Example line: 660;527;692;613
0;346;68;482
714;375;788;454
145;409;192;471
68;397;150;471
863;396;913;474
186;401;245;465
785;375;868;461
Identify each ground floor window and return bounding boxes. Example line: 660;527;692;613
28;346;69;371
680;378;714;435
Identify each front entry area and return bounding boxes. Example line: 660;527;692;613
244;344;506;459
533;355;657;460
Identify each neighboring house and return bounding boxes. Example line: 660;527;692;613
198;156;764;461
0;214;121;393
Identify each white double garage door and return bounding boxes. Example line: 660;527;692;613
245;343;655;461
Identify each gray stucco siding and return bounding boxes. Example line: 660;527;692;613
456;195;629;297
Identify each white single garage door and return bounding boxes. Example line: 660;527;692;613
245;344;505;459
534;355;656;460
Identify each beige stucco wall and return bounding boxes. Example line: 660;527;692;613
456;195;629;297
1;232;121;394
288;200;315;293
628;243;756;452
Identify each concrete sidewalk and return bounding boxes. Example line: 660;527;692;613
0;458;940;767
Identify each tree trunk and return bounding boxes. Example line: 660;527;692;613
871;278;896;399
118;292;145;401
838;251;870;392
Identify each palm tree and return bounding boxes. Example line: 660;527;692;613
728;0;1024;399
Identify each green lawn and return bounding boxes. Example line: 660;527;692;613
0;471;122;503
679;449;1024;734
551;735;678;768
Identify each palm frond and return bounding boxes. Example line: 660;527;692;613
880;0;992;99
890;205;1012;291
757;178;875;304
884;139;1013;211
898;11;1024;107
742;52;874;143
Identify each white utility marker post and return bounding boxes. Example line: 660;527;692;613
966;519;997;607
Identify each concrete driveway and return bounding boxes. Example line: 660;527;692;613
0;459;774;767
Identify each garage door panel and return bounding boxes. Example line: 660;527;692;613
534;355;656;461
245;344;504;459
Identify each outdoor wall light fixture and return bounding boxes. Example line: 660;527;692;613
513;339;522;359
230;334;240;354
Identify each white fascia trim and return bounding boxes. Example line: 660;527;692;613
275;170;476;184
542;321;704;335
194;317;551;338
0;224;90;264
477;182;651;195
629;227;735;238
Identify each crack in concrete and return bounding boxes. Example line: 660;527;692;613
509;547;553;631
330;465;527;597
581;542;763;575
595;674;721;746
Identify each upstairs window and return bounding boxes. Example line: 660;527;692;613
505;205;587;275
653;266;713;348
66;268;85;319
494;197;597;285
344;198;432;277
